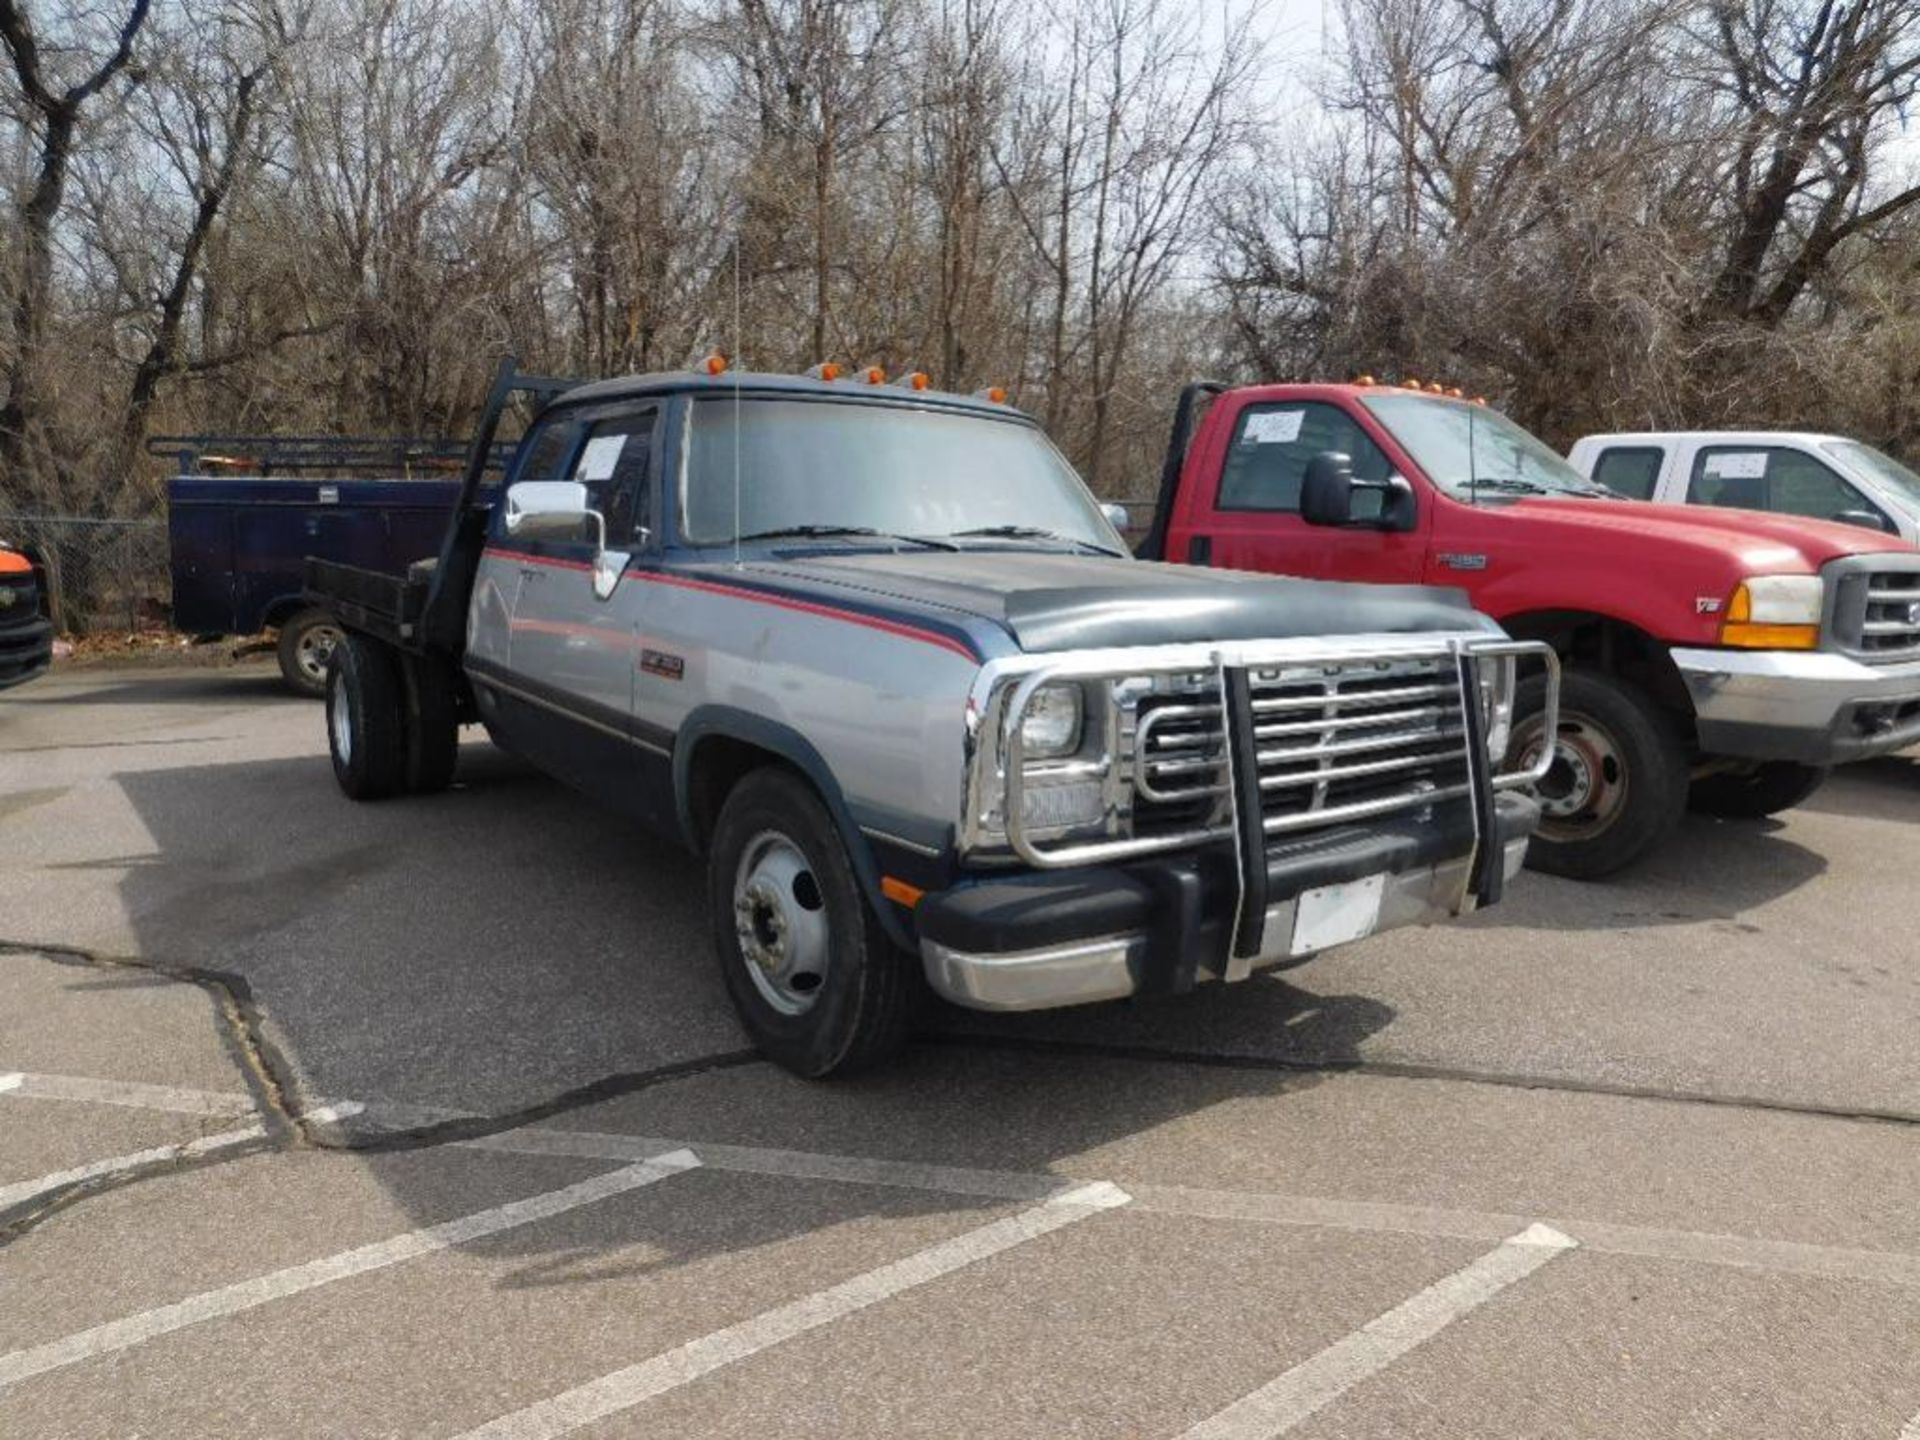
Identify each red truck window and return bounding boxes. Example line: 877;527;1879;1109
1217;401;1391;513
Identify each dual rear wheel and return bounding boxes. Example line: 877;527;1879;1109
324;632;461;800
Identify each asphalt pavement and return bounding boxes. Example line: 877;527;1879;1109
0;661;1916;1439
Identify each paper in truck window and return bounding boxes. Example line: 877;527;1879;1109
576;434;627;481
1703;451;1767;480
1240;410;1305;445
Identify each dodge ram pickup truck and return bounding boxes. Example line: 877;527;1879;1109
308;359;1556;1076
0;540;53;690
1138;380;1920;878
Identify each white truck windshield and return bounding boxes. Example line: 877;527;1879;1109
1824;440;1920;507
680;396;1121;550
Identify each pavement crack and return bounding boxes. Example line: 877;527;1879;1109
927;1032;1920;1130
0;1131;279;1246
301;1049;766;1154
0;939;303;1142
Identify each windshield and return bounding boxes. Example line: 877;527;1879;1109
680;396;1122;550
1359;394;1605;499
1824;440;1920;509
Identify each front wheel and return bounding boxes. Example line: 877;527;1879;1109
1508;668;1688;880
277;608;343;697
708;767;922;1077
1688;761;1828;819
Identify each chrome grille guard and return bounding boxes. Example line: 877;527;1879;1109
994;636;1560;879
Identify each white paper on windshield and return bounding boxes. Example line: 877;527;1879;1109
1241;410;1305;445
1703;451;1767;480
576;435;627;481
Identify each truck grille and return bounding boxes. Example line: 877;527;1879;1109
1827;556;1920;663
1859;573;1920;659
1133;656;1473;837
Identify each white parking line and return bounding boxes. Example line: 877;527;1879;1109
0;1073;23;1093
1176;1223;1579;1440
3;1071;254;1117
0;1149;699;1391
0;1124;267;1212
454;1180;1133;1440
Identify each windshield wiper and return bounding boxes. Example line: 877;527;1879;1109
737;525;959;551
1461;477;1623;500
946;525;1123;557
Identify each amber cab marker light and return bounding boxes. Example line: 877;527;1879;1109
704;353;729;376
1447;386;1465;397
1402;378;1422;390
894;371;931;391
806;361;843;382
1354;373;1377;385
974;385;1009;404
862;365;886;384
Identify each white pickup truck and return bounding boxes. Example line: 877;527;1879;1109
1567;431;1920;542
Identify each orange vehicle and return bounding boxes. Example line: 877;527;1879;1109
0;541;52;690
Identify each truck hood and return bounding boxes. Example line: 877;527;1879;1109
1498;496;1915;570
736;549;1498;654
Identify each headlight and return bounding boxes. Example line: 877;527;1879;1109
1721;575;1822;650
1015;683;1084;759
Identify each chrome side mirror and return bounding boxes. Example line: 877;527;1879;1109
504;481;593;540
1101;502;1132;532
505;480;630;601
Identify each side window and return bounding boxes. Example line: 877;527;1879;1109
1216;402;1392;514
1688;446;1869;522
514;415;585;484
1591;446;1664;501
571;406;658;545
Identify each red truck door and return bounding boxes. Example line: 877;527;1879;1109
1170;394;1429;582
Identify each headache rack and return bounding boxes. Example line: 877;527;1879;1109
993;635;1558;954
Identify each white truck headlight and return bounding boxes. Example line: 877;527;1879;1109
1016;683;1084;759
1722;574;1823;650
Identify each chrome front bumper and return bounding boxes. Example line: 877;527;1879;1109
921;836;1529;1013
1672;647;1920;764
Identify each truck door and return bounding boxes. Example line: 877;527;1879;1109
505;401;660;716
1181;398;1428;582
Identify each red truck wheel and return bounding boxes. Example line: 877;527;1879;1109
1510;668;1687;879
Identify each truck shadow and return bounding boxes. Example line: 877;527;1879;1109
27;665;297;707
102;741;1394;1274
1795;751;1920;824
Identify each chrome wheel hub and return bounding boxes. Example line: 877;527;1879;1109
298;624;341;683
331;680;353;766
1516;711;1627;838
732;832;829;1016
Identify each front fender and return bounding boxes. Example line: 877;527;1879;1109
675;705;916;952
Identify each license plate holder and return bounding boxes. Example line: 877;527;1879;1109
1289;873;1387;956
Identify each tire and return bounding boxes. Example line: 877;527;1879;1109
400;653;461;795
326;633;408;801
1508;667;1688;880
708;767;922;1077
1688;761;1828;819
277;608;344;698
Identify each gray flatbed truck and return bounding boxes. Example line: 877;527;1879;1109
308;358;1558;1076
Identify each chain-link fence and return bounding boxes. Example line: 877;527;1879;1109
0;514;171;635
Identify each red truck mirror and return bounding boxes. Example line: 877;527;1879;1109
1302;451;1417;533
